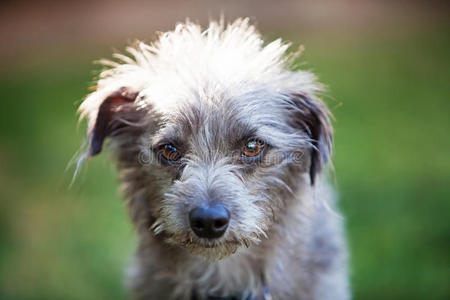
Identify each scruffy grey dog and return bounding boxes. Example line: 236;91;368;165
78;19;349;300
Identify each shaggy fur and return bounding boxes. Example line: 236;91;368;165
78;19;349;299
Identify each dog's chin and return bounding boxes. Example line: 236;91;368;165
186;243;239;261
164;236;241;260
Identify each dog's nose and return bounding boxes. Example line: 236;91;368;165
189;205;230;239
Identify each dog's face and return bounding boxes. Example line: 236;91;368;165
78;20;332;260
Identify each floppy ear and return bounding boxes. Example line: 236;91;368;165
288;93;333;185
79;86;145;156
90;87;140;155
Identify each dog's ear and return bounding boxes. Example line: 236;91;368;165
287;93;333;185
80;87;143;156
90;87;140;156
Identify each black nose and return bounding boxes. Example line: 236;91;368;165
189;205;230;239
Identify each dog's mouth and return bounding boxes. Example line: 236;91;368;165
157;231;247;259
181;238;242;260
176;232;268;260
181;237;242;248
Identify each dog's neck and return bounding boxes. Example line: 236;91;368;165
191;279;273;300
187;249;274;300
183;246;268;298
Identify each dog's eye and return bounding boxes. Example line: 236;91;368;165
160;144;182;162
242;139;264;158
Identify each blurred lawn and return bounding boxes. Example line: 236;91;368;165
0;24;449;299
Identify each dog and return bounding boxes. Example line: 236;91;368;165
78;19;349;300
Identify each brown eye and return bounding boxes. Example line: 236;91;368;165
242;139;264;158
160;144;181;162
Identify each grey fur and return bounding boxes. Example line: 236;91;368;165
78;19;349;299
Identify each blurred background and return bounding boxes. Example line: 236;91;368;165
0;0;449;299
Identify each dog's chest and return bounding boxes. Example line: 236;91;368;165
175;249;268;299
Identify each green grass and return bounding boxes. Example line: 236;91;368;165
0;25;449;299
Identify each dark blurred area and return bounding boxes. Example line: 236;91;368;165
0;1;449;299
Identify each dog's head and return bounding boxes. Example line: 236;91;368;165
78;19;332;260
